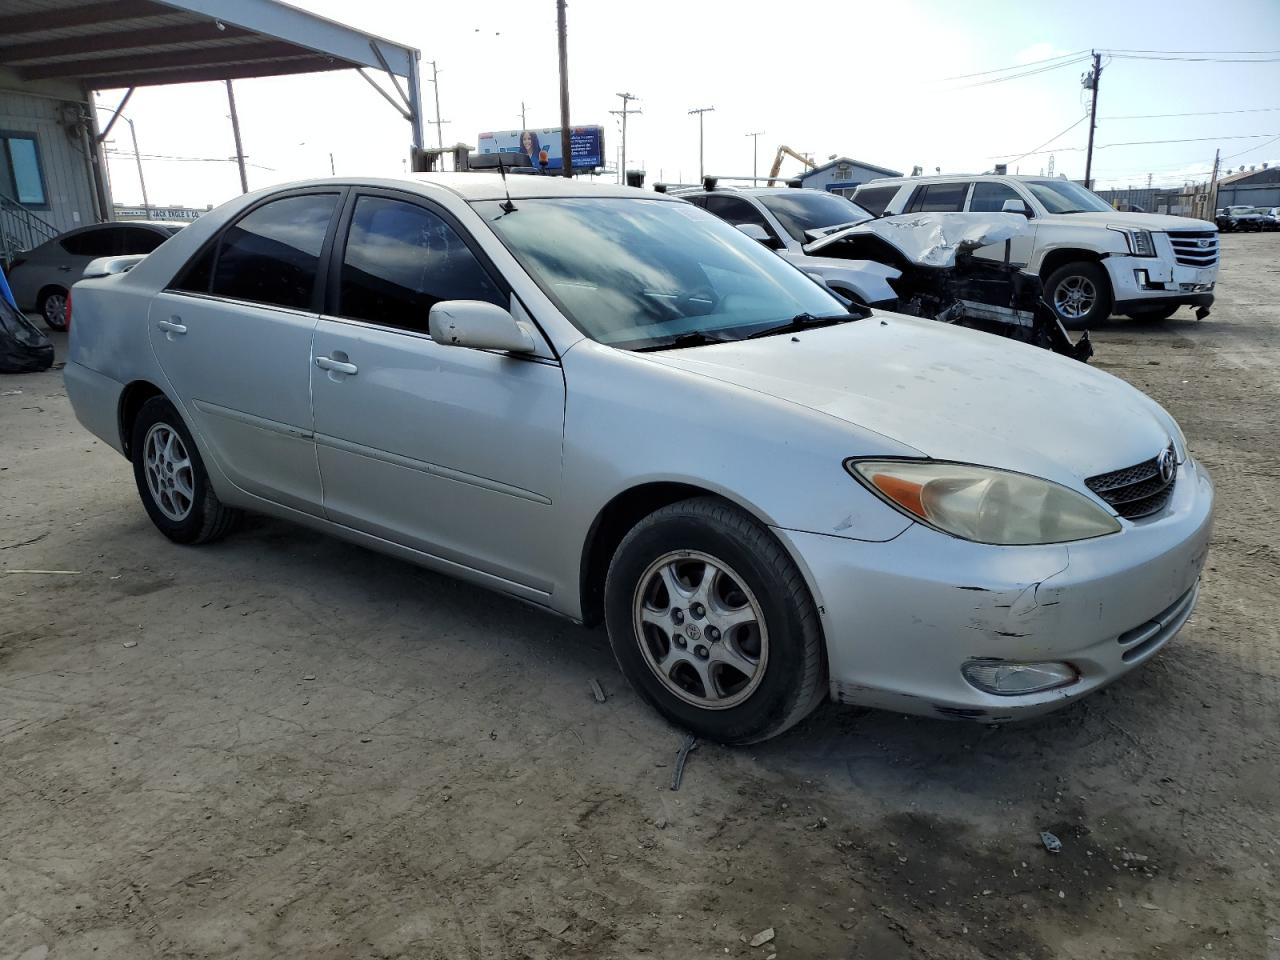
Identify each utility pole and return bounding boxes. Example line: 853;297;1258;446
689;106;714;180
225;79;248;194
745;130;764;181
610;92;640;185
1082;50;1102;190
520;101;527;130
556;0;572;178
426;60;446;149
329;152;336;176
124;117;150;218
1207;148;1221;220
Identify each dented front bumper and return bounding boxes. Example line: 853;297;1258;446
775;457;1214;721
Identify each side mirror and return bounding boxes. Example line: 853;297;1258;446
428;300;536;353
1001;198;1032;218
735;222;774;244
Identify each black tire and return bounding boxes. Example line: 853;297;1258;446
37;287;69;331
603;496;827;745
130;396;240;545
1126;305;1179;323
1044;261;1112;331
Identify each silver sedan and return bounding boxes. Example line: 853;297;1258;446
63;174;1213;743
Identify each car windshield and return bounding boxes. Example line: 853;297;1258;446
757;191;873;242
475;197;846;350
1022;180;1114;214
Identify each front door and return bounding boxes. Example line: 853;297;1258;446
967;181;1037;265
149;191;341;514
310;192;566;595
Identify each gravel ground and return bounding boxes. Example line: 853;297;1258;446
2;233;1277;960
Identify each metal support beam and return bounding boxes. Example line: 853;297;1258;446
356;67;413;123
0;23;251;64
406;53;425;152
368;41;412;114
82;56;347;89
226;79;249;194
96;87;134;143
23;41;310;81
0;0;162;36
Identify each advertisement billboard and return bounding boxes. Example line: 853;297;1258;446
477;126;606;173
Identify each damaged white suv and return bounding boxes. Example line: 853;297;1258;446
855;175;1219;328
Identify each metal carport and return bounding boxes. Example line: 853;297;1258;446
0;0;423;219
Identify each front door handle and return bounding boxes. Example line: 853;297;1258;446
156;318;187;335
315;355;358;376
58;265;72;272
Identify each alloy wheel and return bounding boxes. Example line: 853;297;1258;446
143;423;195;521
1053;275;1096;320
43;293;67;327
632;550;769;710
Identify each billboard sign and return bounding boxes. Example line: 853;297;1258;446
477;126;606;173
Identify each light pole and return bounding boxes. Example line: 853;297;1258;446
610;92;640;185
124;116;151;218
745;130;764;181
688;106;714;181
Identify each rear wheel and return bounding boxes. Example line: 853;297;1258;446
130;396;240;544
37;287;69;331
604;497;827;744
1044;261;1112;331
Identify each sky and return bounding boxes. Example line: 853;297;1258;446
95;0;1280;209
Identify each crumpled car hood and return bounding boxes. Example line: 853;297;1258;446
643;314;1173;487
803;212;1031;267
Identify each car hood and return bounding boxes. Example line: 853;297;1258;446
804;212;1031;267
1043;211;1217;232
643;315;1174;486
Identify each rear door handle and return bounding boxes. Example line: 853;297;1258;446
57;265;72;272
156;318;187;335
315;355;358;376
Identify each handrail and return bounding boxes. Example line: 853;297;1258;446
0;191;60;268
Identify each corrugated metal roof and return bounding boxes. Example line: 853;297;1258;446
0;0;418;88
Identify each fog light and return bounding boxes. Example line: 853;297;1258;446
961;660;1078;695
1135;269;1149;287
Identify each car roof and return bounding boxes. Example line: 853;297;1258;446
261;173;673;203
859;174;1069;187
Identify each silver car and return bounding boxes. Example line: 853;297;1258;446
7;221;182;330
63;174;1213;743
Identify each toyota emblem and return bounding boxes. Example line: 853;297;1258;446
1157;447;1176;484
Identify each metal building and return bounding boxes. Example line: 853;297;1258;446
1;0;422;265
797;157;903;198
1213;164;1280;211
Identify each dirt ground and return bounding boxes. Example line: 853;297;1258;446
2;233;1278;960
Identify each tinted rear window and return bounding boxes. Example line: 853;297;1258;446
853;185;899;217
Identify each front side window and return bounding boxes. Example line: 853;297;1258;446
906;183;969;213
704;195;773;232
0;133;47;207
854;185;899;216
1022;180;1113;214
476;197;845;351
195;193;338;308
758;191;871;242
338;196;503;331
969;181;1023;213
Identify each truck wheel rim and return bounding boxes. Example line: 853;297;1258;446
632;550;769;710
1054;275;1096;320
143;423;195;522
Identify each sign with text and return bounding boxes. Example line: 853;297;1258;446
477;126;605;173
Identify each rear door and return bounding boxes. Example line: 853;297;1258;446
310;190;566;595
148;190;342;514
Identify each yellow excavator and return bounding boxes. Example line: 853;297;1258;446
765;145;815;186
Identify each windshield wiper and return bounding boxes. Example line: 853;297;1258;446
633;331;732;353
746;313;854;340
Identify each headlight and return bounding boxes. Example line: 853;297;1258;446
1108;226;1156;257
847;459;1122;545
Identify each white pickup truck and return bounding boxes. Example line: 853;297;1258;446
854;175;1218;328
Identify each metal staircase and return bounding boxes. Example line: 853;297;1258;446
1;192;59;268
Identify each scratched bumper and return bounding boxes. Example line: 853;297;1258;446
775;457;1214;721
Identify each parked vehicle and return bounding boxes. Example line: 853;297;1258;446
1257;207;1280;231
64;174;1213;743
6;221;183;330
1214;209;1238;233
855;175;1218;327
1219;205;1267;232
680;185;1088;359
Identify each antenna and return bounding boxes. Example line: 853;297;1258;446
497;154;517;213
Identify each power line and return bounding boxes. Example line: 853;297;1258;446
996;132;1280;156
942;49;1087;80
1220;132;1280;160
1104;48;1280;55
995;114;1089;162
951;56;1090;89
104;148;275;171
1107;52;1280;63
1103;106;1280;119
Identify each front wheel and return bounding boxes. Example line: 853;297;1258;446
1044;261;1112;331
604;497;827;745
130;396;241;544
37;287;69;331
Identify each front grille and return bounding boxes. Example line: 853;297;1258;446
1086;447;1177;519
1168;230;1218;268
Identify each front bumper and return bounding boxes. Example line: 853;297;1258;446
1105;254;1217;315
775;457;1214;721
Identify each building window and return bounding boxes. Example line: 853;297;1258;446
0;132;49;207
